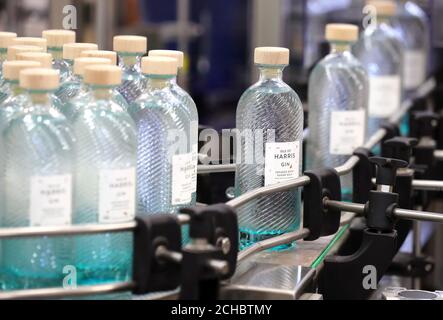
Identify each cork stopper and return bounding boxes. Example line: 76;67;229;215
16;52;53;68
325;24;359;42
0;32;17;49
73;57;112;76
366;0;397;16
148;50;184;68
3;60;41;81
254;47;290;65
113;35;147;53
84;65;122;86
20;68;59;90
12;37;47;50
63;43;99;60
42;29;76;47
141;56;178;76
7;45;45;61
80;50;117;65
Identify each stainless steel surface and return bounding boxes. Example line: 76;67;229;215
0;221;137;239
197;164;236;174
324;199;366;215
394;208;443;223
0;281;134;300
238;228;311;263
412;179;443;191
413;219;422;289
226;175;311;209
434;149;443;161
220;263;314;300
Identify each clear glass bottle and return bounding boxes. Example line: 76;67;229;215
148;50;199;203
3;44;43;103
58;57;120;120
353;0;404;138
1;68;75;290
129;56;197;215
114;35;147;104
0;61;41;130
54;42;98;107
234;47;304;250
307;24;369;201
42;29;76;82
72;65;137;286
390;0;429;94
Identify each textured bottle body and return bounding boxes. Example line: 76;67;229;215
306;52;369;200
235;79;303;249
131;88;197;216
170;83;199;204
390;2;429;93
1;103;75;289
54;78;82;115
0;90;29;131
72;97;137;285
52;59;72;83
353;24;403;138
117;55;145;106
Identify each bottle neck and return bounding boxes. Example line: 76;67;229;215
117;52;143;70
257;65;285;81
329;41;352;54
89;85;116;100
47;46;63;61
5;80;24;96
145;75;175;90
26;90;54;105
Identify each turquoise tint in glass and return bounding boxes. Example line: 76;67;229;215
2;78;75;290
353;12;404;138
235;48;303;250
307;27;369;201
48;47;72;82
117;53;146;104
130;70;196;215
72;73;137;285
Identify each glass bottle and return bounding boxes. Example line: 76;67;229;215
353;0;404;138
2;68;75;290
58;57;116;120
148;50;199;203
72;65;137;286
0;32;17;101
42;29;76;82
307;24;369;201
235;47;304;250
129;56;197;215
114;35;147;104
54;42;98;107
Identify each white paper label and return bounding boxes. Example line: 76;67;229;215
30;174;72;226
99;168;136;223
172;152;194;205
264;141;300;187
404;50;426;90
368;75;401;118
329;110;366;155
191;144;198;192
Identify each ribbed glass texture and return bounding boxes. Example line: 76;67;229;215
234;65;304;250
1;92;75;290
306;45;369;200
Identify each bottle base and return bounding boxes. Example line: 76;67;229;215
239;229;296;252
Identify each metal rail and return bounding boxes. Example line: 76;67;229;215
0;214;190;239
